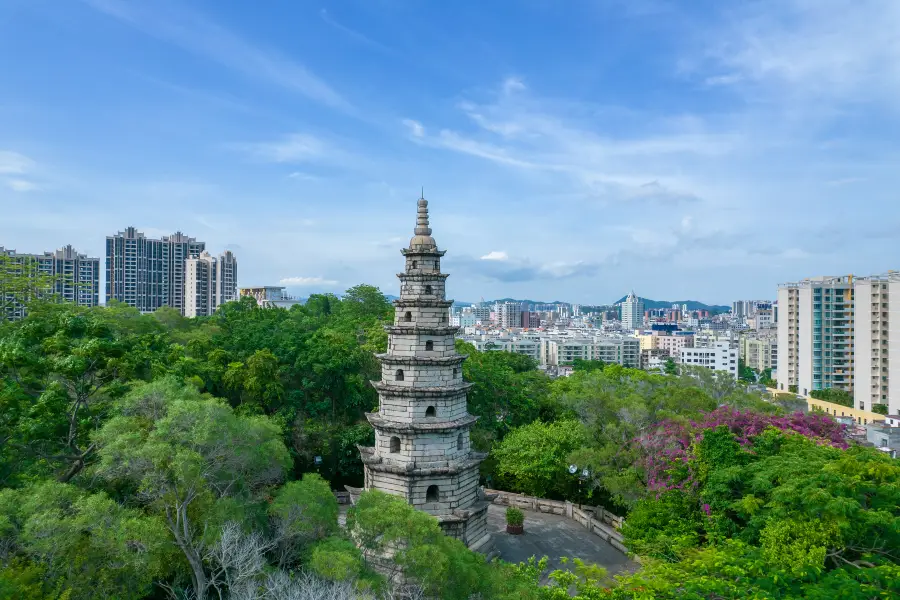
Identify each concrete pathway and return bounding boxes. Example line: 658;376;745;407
487;503;637;576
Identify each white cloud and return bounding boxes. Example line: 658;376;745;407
84;0;350;110
5;179;39;192
402;119;425;138
279;276;338;286
241;133;331;163
502;77;526;94
480;250;508;261
0;151;34;174
696;0;900;105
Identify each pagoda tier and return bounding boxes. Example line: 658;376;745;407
351;196;493;556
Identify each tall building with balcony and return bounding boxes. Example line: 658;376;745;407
497;301;522;329
184;250;238;318
1;245;100;320
621;291;644;331
777;276;854;396
853;273;899;415
106;227;205;314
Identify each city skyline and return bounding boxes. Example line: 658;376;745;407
2;1;899;303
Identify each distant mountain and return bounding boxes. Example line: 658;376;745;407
615;296;730;312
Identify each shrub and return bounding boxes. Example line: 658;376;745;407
309;537;362;582
506;507;524;526
873;403;889;416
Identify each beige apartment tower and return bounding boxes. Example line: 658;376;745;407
853;273;899;415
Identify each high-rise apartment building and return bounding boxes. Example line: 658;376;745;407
621;291;644;330
184;251;239;318
1;245;100;320
106;227;205;314
777;276;854;397
497;301;522;329
852;273;900;415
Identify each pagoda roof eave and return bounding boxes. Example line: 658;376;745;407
365;412;478;433
401;248;446;257
370;380;473;396
375;353;467;365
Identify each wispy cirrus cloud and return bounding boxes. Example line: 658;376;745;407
83;0;351;110
0;151;40;193
691;0;900;106
319;8;390;52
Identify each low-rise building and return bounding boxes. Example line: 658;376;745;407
741;333;778;372
680;341;738;378
239;286;300;309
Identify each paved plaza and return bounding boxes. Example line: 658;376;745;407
486;503;637;576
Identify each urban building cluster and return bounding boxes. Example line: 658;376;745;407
2;227;239;320
453;292;776;380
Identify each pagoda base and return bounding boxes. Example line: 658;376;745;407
437;500;495;558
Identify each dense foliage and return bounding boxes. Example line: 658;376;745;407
617;424;900;598
808;387;855;408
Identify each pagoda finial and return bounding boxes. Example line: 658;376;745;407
415;196;431;236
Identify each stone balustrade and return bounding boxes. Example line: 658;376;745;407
484;488;628;554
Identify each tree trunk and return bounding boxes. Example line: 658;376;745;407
183;545;209;600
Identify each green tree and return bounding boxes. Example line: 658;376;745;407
663;358;677;376
0;481;173;600
92;377;291;600
492;420;587;499
0;304;144;483
268;473;338;567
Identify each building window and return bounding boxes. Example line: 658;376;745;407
426;485;439;502
395;369;404;381
453;367;458;376
412;260;417;269
390;436;400;453
404;311;412;322
457;433;464;450
425;284;433;294
425;406;436;417
425;340;434;351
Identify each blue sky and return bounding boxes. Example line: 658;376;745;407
1;0;898;305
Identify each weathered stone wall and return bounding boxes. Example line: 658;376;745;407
486;489;628;554
393;305;450;327
369;466;480;514
378;391;469;422
381;362;461;387
400;279;447;299
404;256;441;273
374;429;470;464
388;333;457;357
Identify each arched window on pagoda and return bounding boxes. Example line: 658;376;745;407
426;485;439;502
425;340;434;351
390;436;400;453
395;369;404;381
425;406;436;417
404;311;412;322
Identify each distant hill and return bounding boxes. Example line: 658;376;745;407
615;296;729;312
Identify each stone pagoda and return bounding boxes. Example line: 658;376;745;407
350;196;493;555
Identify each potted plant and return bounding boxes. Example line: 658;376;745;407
505;507;524;535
